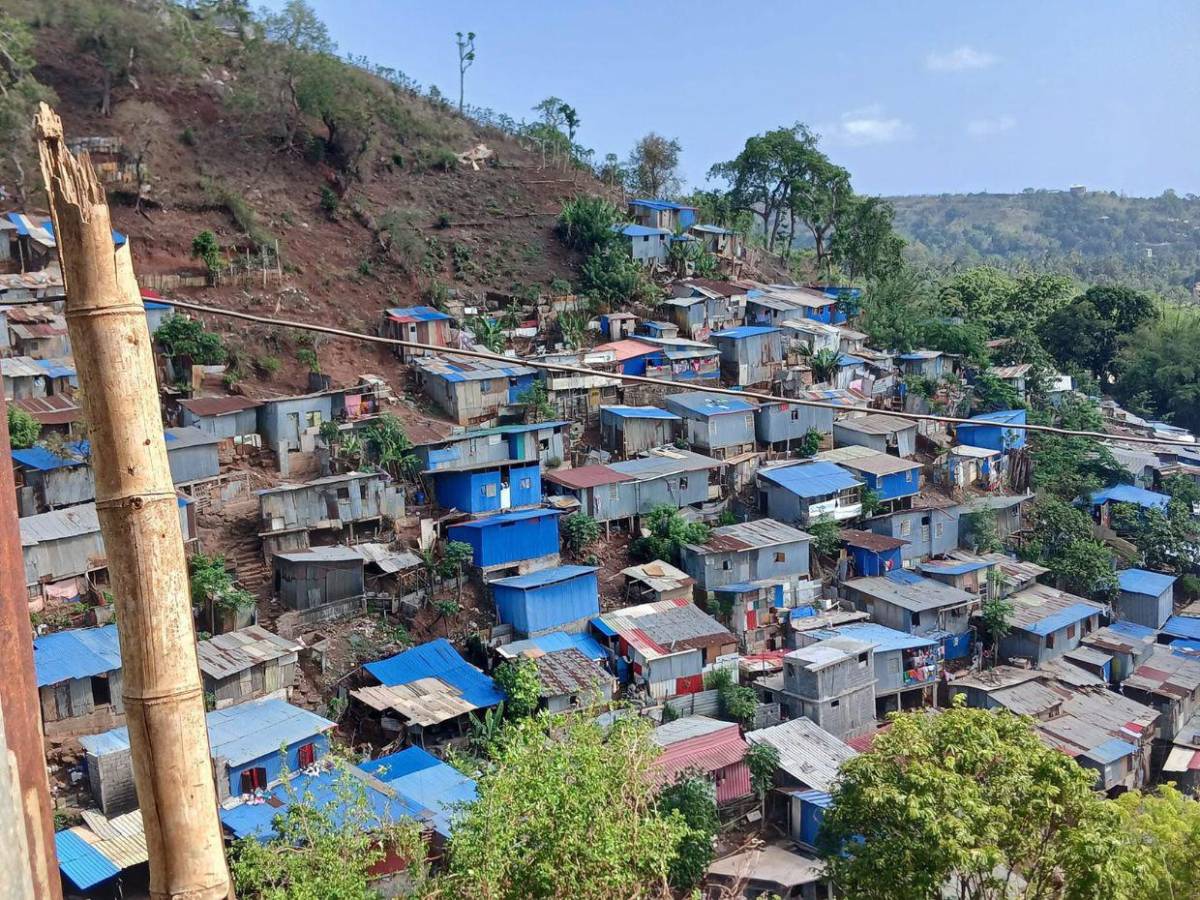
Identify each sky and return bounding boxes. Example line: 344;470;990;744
275;0;1199;197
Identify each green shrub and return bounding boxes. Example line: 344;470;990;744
191;230;221;274
556;195;620;253
254;355;282;378
180;126;198;147
297;348;320;374
319;186;339;215
563;513;601;555
154;316;227;364
7;405;40;449
435;213;451;229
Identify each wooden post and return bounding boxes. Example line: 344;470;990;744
35;105;232;900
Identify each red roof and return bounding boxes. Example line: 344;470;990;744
591;339;657;362
846;723;891;753
179;395;263;417
654;722;749;784
543;465;634;490
13;394;81;426
840;528;909;552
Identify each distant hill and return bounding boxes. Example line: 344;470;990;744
888;190;1200;300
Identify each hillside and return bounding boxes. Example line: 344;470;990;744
5;1;609;393
890;189;1200;300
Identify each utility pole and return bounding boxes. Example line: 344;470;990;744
0;381;61;899
35;105;232;899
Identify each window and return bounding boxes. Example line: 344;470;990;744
1046;633;1056;649
774;551;786;563
1067;623;1076;639
609;483;620;500
336;486;350;500
480;379;492;392
722;560;731;570
830;699;840;708
920;525;930;542
888;657;900;674
791;410;800;421
935;522;944;538
912;612;922;627
519;477;532;490
905;470;913;482
679;477;689;491
305;411;322;429
297;743;316;767
539;438;550;451
900;519;913;537
745;414;754;429
643;235;650;242
90;675;111;707
483;483;497;498
857;652;869;666
240;767;267;794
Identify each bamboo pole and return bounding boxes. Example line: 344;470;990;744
0;381;61;899
35;105;232;899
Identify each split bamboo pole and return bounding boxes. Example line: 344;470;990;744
35;105;232;900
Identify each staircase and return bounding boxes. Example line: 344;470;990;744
226;520;270;593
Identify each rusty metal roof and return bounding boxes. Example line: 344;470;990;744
839;528;908;552
543;464;633;490
532;648;608;698
178;395;263;417
13;393;81;425
197;625;303;680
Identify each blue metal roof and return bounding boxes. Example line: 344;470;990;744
790;788;834;809
713;582;762;594
34;358;76;379
590;616;618;637
12;441;89;471
1162;615;1200;642
615;224;671;237
710;326;780;339
601;405;681;420
968;409;1026;425
1084;738;1137;765
898;350;941;361
364;639;504;709
490;564;597;590
758;461;861;499
806;622;938;653
919;559;991;576
499;630;607;660
449;508;562;529
665;391;757;416
359;747;477;838
1089;484;1170;510
220;766;429;841
34;625;121;686
837;353;867;366
55;829;120;890
886;569;926;586
1107;620;1158;640
386;305;452;322
629;198;696;212
1025;603;1104;636
1118;568;1176;597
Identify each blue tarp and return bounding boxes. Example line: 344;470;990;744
1089;484;1170;511
364;639;504;709
386;306;451;322
710;326;780;339
33;625;121;687
12;441;89;471
758;461;861;499
1118;568;1176;597
600;405;680;420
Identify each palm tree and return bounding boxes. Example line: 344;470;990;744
470;316;506;353
810;348;841;384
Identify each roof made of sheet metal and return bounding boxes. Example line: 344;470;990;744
363;638;505;709
758;461;861;499
13;393;82;425
490;564;597;590
197;626;302;680
844;571;975;613
690;518;812;554
178;395;263;417
663;391;757;416
839;528;908;552
1007;584;1105;635
834;413;915;436
543;464;634;490
358;746;477;839
595;598;734;660
20;502;101;546
34;625;121;687
385;305;451;323
600;405;681;420
1118;568;1177;597
746;717;856;792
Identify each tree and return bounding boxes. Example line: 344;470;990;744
970;372;1022;414
809;348;841;384
440;540;473;603
745;740;780;826
657;777;718;890
808;518;842;557
980;595;1013;666
0;14;56;204
1111;785;1200;900
1041;285;1155;382
191;230;221;276
1112;503;1197;576
229;756;428;898
455;30;476;114
626;133;682;199
559;103;580;142
441;713;688;899
556;195;620;253
830;195;905;281
790;153;852;271
1112;315;1200;434
596;153;626;189
516;380;557;424
532;96;568;131
796;427;822;458
1051;538;1119;600
492;658;541;718
153;316;227;364
859;268;942;353
959;508;1001;552
362;413;421;479
562;512;600;556
819;701;1138;900
6;404;39;449
631;505;709;565
469;316;505;352
579;243;656;306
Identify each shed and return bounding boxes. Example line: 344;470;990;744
13;441;94;516
836;452;922;505
629;199;698;232
745;716;857;793
256;390;338;453
177;395;262;443
956;409;1027;453
754;388;866;448
1116;568;1176;630
197;625;303;708
163;426;221;483
358;746;478;840
33;625;124;738
273;546;365;612
621;560;694;604
490;564;600;638
680;518;811;591
446;507;561;575
614;223;671;265
705;844;829;899
258;472;404;557
526;647;614;711
414;419;569;472
599;405;681;459
1;355;50;399
12;393;82;439
662;391;757;458
426;459;541;514
54;810;147;894
709;326;783;387
1081;620;1158;684
1088;484;1170;529
839;529;906;577
651;716;751;804
999;584;1105;665
1123;651;1200;741
382;305;452;361
897;349;945;380
81;698;334;814
867;495;961;563
20;502;106;599
832;414;917;457
842;570;978;657
756;461;862;526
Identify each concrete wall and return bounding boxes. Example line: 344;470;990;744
781;652;876;739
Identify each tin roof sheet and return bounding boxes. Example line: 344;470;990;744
1163;615;1200;642
663;391;757;416
595;598;733;660
34;624;121;687
0;355;48;378
56;829;120;890
1118;568;1176;597
20;502;100;546
590;338;659;361
497;630;607;661
621;560;693;593
844;571;975;613
532;647;608;697
385;305;451;323
600;405;680;420
1007;584;1105;635
834;413;915;436
690;518;812;553
490;564;597;590
787;638;874;672
363;638;504;709
804;622;937;654
197;626;303;680
178;395;263;416
758;461;861;498
839;528;908;552
12;393;82;425
12;441;89;471
543;464;634;490
711;326;780;339
358;747;477;838
838;453;923;477
608;447;723;479
1089;484;1170;510
745;717;856;792
449;507;562;529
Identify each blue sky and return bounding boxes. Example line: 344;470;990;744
277;0;1199;197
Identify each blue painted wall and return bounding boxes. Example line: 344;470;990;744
226;733;330;795
848;544;903;577
865;469;920;501
447;513;560;568
431;463;541;514
508;373;537;404
957;411;1027;452
492;570;600;637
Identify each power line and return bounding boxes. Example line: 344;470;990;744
146;296;1198;451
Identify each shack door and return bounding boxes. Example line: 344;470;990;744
499;481;511;509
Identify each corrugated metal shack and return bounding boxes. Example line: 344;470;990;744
710;326;783;387
197;625;303;708
599;406;681;459
998;584;1106;665
33;624;124;738
840;529;907;577
54;809;148;894
837;452;922;506
20;502;106;600
1115;568;1176;630
357;639;505;745
413;354;538;426
955;409;1027;453
680;518;812;591
1123;651;1200;741
663;392;758;458
256;389;339;454
490;564;600;638
651;716;751;804
381;305;452;361
13;442;94;515
81;698;335;814
615;223;671;265
178;395;262;442
426;459;541;514
163;426;221;483
745;717;857;795
832;413;917;457
446;507;561;577
591;598;737;699
622;560;694;604
867;494;961;562
273;546;365;612
2;354;51;399
842;570;978;659
415;420;569;472
755;389;866;448
12;393;83;439
756;460;863;526
528;647;614;712
257;471;404;558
